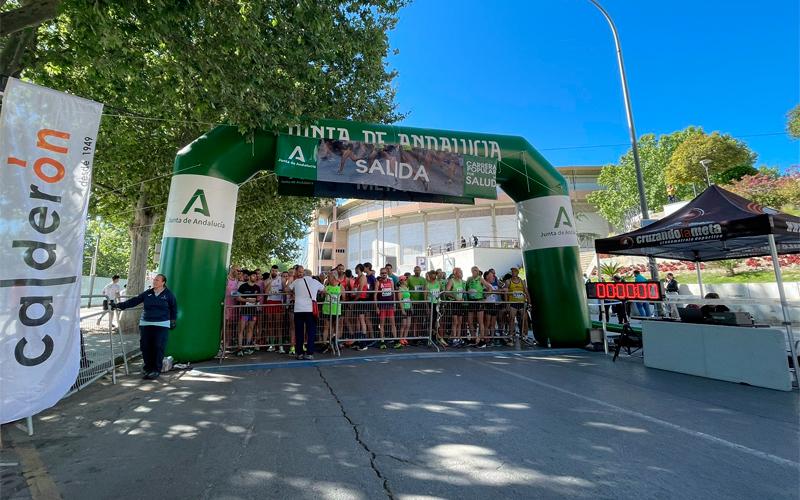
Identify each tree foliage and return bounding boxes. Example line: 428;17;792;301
723;167;800;215
588;127;760;230
716;165;758;185
665;132;756;187
82;219;132;278
587;128;701;230
12;0;406;280
788;104;800;139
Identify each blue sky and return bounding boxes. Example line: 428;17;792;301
387;0;799;170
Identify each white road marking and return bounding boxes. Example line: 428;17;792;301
478;359;800;470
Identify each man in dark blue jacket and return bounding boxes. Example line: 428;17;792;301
115;274;178;380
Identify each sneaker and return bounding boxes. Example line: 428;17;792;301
243;348;254;355
236;350;244;357
358;345;369;351
267;346;275;352
303;354;314;360
393;342;403;349
380;342;387;350
400;339;409;346
278;346;286;354
296;355;304;360
289;346;296;355
477;341;487;349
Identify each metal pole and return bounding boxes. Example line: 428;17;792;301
768;234;798;386
588;0;658;280
25;416;33;436
381;201;386;265
596;252;608;354
318;218;336;276
108;312;116;385
696;264;704;297
87;232;100;308
113;312;129;375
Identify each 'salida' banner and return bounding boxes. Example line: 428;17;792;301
0;79;103;423
275;135;498;201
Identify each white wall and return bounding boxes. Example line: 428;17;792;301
398;218;423;272
427;248;524;277
427;218;457;247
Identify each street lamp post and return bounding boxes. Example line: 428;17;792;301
699;159;712;187
588;0;658;279
317;217;340;276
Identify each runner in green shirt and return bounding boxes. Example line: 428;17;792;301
445;267;467;346
397;276;412;348
465;266;491;348
425;270;445;347
407;266;427;340
322;272;343;349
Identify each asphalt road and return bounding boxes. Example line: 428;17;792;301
2;351;798;500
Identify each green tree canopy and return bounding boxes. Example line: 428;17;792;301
788;104;800;139
716;165;758;185
665;132;756;187
12;0;406;297
586;128;701;230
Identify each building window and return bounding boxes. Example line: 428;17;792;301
319;217;328;225
318;232;333;242
321;249;333;260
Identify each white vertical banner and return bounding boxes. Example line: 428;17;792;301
0;78;103;424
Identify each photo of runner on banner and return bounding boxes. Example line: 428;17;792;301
315;139;497;200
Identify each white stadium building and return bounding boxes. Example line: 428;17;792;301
306;166;611;276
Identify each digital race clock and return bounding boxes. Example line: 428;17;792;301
586;281;665;302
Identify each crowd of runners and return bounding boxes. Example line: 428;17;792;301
223;262;533;357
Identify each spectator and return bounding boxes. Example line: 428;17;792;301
460;236;467;248
115;273;177;380
664;273;680;318
288;265;325;360
632;270;652;318
97;275;122;326
700;292;730;319
235;270;262;356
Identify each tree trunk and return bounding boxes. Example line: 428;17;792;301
0;27;36;85
119;185;158;335
0;0;60;38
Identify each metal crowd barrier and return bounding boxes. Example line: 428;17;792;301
221;293;303;361
219;289;535;361
435;299;530;348
332;294;435;355
69;305;142;394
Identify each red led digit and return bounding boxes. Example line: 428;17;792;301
647;283;659;300
625;284;636;298
596;284;607;299
636;283;646;299
615;284;625;298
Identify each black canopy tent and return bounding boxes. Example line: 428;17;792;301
594;185;799;377
594;185;800;261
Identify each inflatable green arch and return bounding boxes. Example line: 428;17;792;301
160;119;590;361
